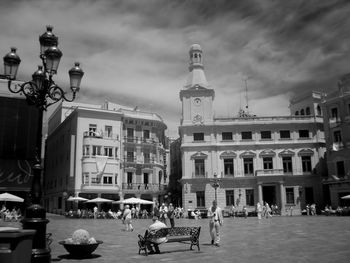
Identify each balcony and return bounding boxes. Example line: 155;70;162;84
255;169;284;176
329;117;341;128
82;178;120;191
84;131;119;140
122;183;165;192
124;136;159;146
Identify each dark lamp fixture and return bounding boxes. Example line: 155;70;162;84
3;47;21;80
44;46;62;74
32;65;45;90
69;62;84;92
39;25;58;57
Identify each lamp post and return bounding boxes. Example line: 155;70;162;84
2;25;84;263
210;173;221;202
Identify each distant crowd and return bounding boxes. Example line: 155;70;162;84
0;204;22;221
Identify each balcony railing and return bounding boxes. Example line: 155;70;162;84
122;183;165;191
84;131;119;140
255;169;284;176
124;136;159;145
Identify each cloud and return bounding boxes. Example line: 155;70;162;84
1;0;350;138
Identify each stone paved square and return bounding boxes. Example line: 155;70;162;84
2;214;350;263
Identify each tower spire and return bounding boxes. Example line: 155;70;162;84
184;44;209;89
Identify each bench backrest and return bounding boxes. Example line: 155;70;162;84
146;226;201;239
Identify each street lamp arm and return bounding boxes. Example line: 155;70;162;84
7;78;77;110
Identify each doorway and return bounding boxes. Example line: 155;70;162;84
262;185;276;205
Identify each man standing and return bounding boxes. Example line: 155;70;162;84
123;205;134;231
207;200;223;247
146;216;167;254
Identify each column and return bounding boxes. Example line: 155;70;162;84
279;182;285;215
258;183;263;203
119;193;124;210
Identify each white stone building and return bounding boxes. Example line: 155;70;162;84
44;101;167;213
179;44;326;215
321;74;350;208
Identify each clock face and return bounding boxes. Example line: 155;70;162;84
194;98;201;106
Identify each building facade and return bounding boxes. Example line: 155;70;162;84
44;101;167;213
321;74;350;207
179;44;327;215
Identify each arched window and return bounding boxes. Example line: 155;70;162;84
316;105;322;116
300;109;305;115
306;107;310;115
295;111;299;115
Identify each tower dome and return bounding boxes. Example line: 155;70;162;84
185;44;209;89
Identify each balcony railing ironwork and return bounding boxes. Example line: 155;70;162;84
83;131;119;140
122;183;165;191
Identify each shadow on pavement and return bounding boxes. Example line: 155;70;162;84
56;254;101;260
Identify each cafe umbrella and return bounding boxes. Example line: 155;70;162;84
0;192;24;203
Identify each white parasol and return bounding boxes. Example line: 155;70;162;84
67;196;88;202
341;194;350;200
86;197;113;203
114;197;154;205
0;192;24;203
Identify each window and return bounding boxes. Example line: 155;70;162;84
280;130;291;139
295;111;299;115
143;129;150;139
333;130;342;142
286;188;294;204
194;159;205;177
126;151;134;162
299;130;309;138
331;107;338;119
241;131;252;140
243;158;254;176
222;132;233;141
300;109;305;115
92;146;101;156
89;124;97;136
263;157;273;169
336;161;345;177
103;176;112;184
301;156;312;172
104;147;113;157
193;133;204;141
105;126;112;138
144;152;150;163
127;128;134;140
282;156;293;173
83;173;89;184
224;158;234;176
245;189;254;206
196;191;205;207
306;107;310;115
58;197;62;209
127;172;133;188
317;105;322;116
143;173;149;187
83;145;90;156
226;190;234;206
261;131;271;140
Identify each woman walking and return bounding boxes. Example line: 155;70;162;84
123;205;134;231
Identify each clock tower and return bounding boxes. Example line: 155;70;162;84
179;44;215;125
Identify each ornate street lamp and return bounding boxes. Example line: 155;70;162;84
210;173;221;202
2;25;84;263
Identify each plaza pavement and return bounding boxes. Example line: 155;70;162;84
2;214;350;262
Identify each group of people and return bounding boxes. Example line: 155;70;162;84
0;205;21;221
256;201;273;219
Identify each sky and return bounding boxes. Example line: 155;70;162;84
1;0;350;138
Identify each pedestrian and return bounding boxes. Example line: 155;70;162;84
159;203;168;225
145;216;167;254
153;201;160;218
265;202;272;218
230;204;236;218
168;203;175;228
243;206;248;219
207;200;223;247
123;205;134;231
93;205;98;219
256;202;262;220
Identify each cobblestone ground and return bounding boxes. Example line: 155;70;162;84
2;214;350;262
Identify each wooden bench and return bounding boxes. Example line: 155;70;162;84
138;226;201;256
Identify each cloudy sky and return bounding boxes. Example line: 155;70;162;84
1;0;350;137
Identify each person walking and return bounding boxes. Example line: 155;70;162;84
159;203;168;225
123;205;134;231
168;203;175;228
265;202;272;218
256;202;262;220
207;200;223;247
